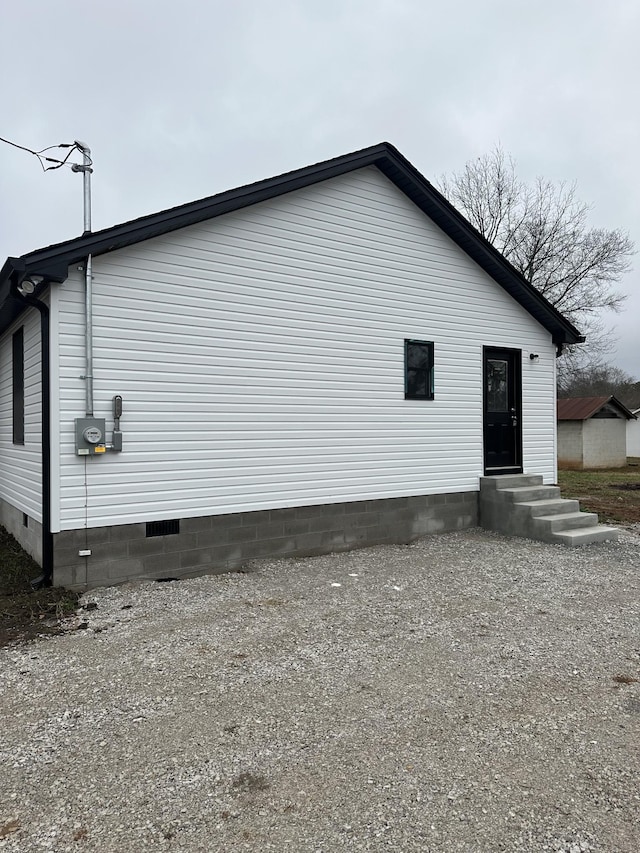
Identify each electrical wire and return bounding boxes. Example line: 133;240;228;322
0;134;49;171
0;134;38;155
42;145;79;171
0;135;90;172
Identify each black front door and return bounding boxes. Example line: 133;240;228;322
483;347;522;473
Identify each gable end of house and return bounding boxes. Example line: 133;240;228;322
1;142;583;346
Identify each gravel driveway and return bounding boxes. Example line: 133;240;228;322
1;528;639;852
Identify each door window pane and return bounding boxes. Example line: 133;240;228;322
487;359;508;411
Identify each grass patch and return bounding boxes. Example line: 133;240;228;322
0;526;79;647
558;458;640;524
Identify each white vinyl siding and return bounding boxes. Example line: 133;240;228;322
0;306;42;520
56;166;557;529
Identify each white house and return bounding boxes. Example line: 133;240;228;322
0;143;585;589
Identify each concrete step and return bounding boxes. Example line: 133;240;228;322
496;485;561;503
534;511;600;533
552;526;619;546
479;471;619;547
516;498;581;517
481;474;543;490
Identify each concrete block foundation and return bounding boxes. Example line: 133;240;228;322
52;491;479;589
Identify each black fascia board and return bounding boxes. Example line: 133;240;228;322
1;141;583;345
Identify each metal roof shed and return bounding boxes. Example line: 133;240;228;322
557;396;636;469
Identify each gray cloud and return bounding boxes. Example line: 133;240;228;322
2;0;637;373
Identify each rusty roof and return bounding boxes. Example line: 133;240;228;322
557;396;637;420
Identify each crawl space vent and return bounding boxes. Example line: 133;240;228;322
146;519;180;537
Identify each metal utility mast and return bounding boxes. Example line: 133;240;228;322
71;142;94;415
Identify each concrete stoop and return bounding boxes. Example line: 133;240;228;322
479;474;618;546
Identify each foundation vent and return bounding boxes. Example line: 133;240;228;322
146;519;180;538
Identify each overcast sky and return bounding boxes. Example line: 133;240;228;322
1;0;638;377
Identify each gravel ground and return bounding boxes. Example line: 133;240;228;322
1;528;639;853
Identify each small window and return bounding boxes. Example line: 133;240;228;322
13;328;24;445
405;339;434;400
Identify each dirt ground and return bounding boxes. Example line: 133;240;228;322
0;527;79;648
557;459;640;524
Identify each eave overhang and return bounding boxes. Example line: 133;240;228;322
0;256;70;331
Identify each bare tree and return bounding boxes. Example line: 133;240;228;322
439;148;635;372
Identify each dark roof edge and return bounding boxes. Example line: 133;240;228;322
1;142;583;345
606;396;637;420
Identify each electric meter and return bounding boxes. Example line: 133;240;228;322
75;418;106;455
83;425;103;444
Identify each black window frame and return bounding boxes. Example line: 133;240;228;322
404;339;434;400
12;327;24;445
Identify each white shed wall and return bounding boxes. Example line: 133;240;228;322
56;166;557;529
583;419;627;468
0;306;43;521
557;421;584;469
627;414;640;457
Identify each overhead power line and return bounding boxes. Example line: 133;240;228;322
0;135;91;171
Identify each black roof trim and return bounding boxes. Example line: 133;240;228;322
0;142;583;344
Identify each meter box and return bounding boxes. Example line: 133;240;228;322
75;418;106;455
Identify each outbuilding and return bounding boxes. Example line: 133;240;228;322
628;408;640;457
1;143;586;588
557;396;637;469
